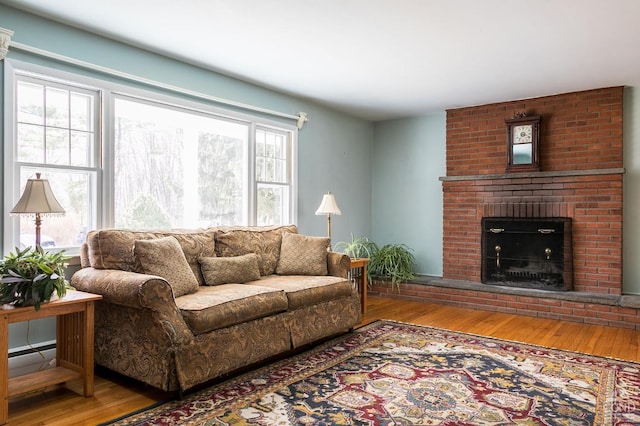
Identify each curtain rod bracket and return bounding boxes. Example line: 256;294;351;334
296;112;308;130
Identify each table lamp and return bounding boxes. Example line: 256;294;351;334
10;173;65;247
315;192;341;249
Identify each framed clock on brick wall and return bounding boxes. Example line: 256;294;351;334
505;114;541;172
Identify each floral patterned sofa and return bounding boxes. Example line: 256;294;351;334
71;225;361;393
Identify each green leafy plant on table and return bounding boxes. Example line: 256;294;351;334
0;246;72;310
368;243;416;293
335;234;378;259
337;235;416;293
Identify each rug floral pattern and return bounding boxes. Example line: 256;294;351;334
111;320;640;425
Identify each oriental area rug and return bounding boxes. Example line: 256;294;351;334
107;320;640;425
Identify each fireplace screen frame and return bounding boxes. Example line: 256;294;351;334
481;217;573;291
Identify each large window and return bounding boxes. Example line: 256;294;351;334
4;61;297;253
256;127;291;225
113;96;251;228
9;74;99;250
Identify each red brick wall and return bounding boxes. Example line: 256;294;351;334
446;87;624;176
443;87;624;294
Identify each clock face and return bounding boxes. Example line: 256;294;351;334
513;124;533;143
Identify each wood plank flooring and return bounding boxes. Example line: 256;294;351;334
6;295;640;425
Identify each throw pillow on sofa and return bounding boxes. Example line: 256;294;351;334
134;236;199;297
276;233;330;276
199;253;261;285
214;225;298;276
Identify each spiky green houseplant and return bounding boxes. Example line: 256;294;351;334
0;246;71;310
335;234;379;260
368;243;416;293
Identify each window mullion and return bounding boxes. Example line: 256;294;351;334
67;90;71;165
42;85;47;164
248;123;257;226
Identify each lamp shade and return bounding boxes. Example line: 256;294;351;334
10;174;65;216
315;192;341;216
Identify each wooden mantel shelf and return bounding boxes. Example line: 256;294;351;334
439;167;626;182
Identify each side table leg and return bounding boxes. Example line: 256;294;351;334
57;303;95;397
83;302;95;397
361;263;367;314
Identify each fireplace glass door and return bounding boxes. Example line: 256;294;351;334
481;217;572;291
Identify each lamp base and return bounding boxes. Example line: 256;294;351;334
327;214;332;250
34;212;42;247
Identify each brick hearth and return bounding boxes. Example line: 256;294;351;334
371;277;640;330
370;87;638;328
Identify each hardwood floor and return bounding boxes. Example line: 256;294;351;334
7;295;640;425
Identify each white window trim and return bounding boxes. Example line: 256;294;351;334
3;59;19;253
3;59;298;253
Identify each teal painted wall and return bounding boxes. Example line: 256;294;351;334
372;113;446;276
3;5;640;355
0;5;373;349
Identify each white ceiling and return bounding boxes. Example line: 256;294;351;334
5;0;640;121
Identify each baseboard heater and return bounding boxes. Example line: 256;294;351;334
8;341;56;378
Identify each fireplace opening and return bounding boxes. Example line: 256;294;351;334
481;217;573;291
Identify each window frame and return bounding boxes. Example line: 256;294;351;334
3;59;298;254
3;60;104;254
255;125;294;226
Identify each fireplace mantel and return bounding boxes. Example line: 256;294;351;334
439;167;625;182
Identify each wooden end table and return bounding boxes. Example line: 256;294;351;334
0;290;102;425
350;258;369;314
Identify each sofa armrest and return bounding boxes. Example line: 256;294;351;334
71;267;194;345
71;268;152;308
327;252;350;278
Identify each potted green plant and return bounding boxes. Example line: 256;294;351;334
335;234;378;259
368;243;416;293
0;246;72;310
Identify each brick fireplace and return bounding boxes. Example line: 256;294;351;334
371;87;640;329
442;87;623;294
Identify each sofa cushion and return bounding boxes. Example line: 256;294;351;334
86;228;216;284
251;275;353;310
134;236;199;297
214;225;297;276
276;233;329;276
199;254;261;285
176;284;288;335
